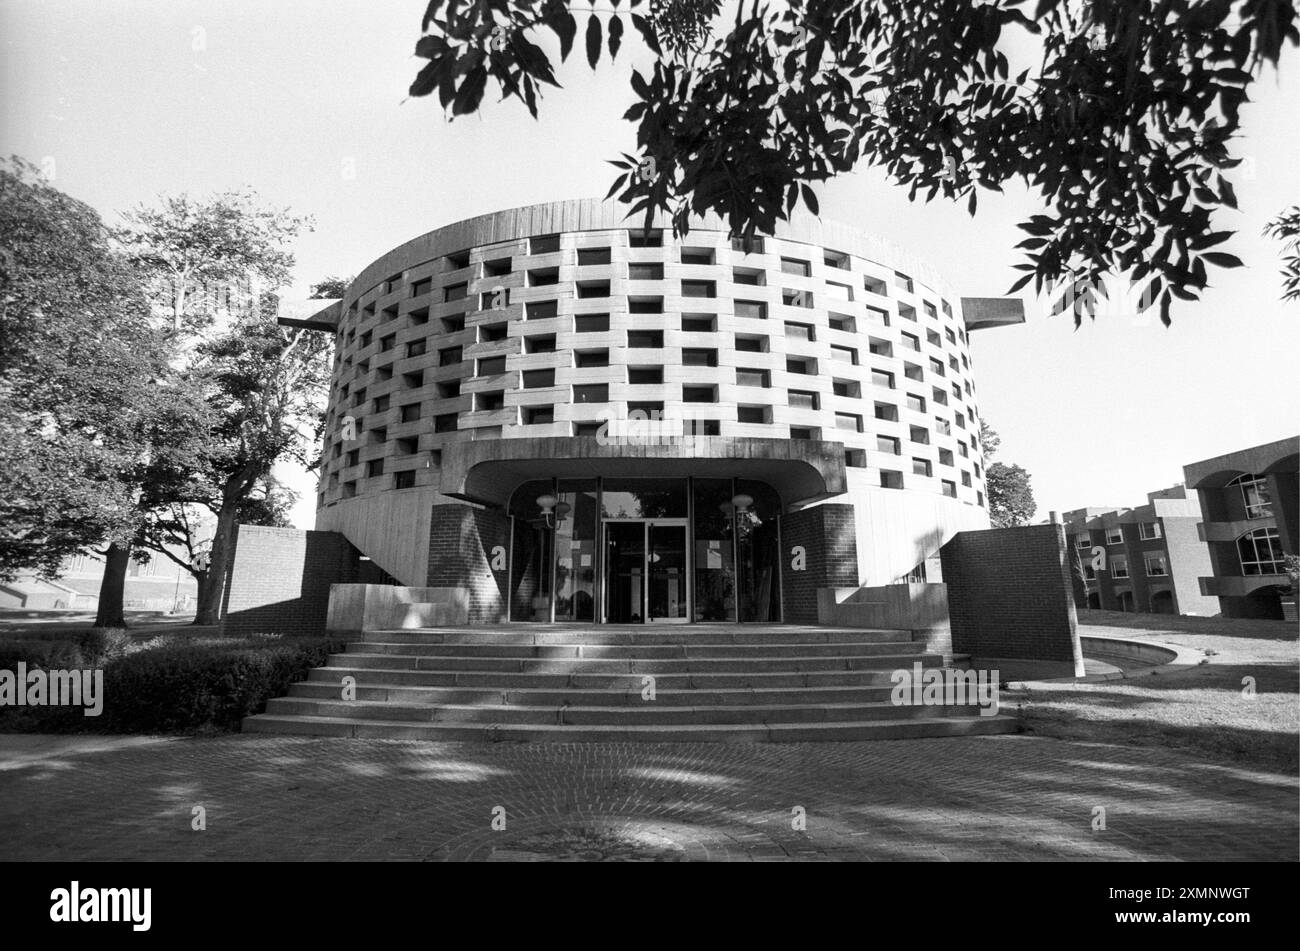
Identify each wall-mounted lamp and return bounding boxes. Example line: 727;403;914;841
536;494;568;527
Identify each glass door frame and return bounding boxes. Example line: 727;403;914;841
599;517;692;624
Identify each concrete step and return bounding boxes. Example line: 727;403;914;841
286;681;911;706
241;713;1021;742
305;665;939;689
347;640;923;659
325;650;933;673
263;696;993;725
357;627;914;647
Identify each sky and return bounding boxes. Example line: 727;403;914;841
3;0;1297;529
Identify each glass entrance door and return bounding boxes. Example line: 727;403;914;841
647;523;688;623
602;519;689;623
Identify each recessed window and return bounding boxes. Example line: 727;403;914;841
479;323;508;343
576;280;611;299
530;234;560;254
525;334;557;354
826;280;854;302
528;267;559;287
400;404;421;423
1076;533;1093;549
906;393;926;413
437;380;461;399
780;257;812;277
523;368;556;389
478;355;507;376
681;279;716;298
629;297;664;314
523;405;554;425
440;315;464;333
369;426;387;445
790;390;820;410
785;322;815;342
1138;522;1161;540
573;383;609;404
824;250;850;270
1143;553;1169;577
475;391;505;411
403;370;424;389
938;448;954;466
910;425;930;445
681;314;715;332
575;313;610;333
345;448;360;467
446;249;471;270
904;362;924;382
790;426;818;440
730;235;765;254
874;402;899;422
835;412;862;432
782;288;813;308
628;366;664;385
434;413;458;433
380;334;396;353
787;357;816;375
373;394;390;412
1229;473;1273;518
877;435;901;455
863;275;888;297
574;422;604;437
366;458;385;478
913;458;932;477
410;277;432;298
1238;527;1285;575
733;267;765;286
396;436;418;456
627;229;662;247
409;307;430;327
526;300;558;320
406;338;428;357
736;368;770;388
935;417;952;436
933;387;949;406
628;330;664;348
871;368;895;390
961;471;972;487
483;257;512;277
868;337;893;357
681;247;715;265
738;405;768;424
735;334;766;352
576;349;609;368
735;300;768;319
895;271;915;293
1105;527;1124;544
443;282;468;302
880;470;904;490
827;313;856;333
628;262;664;281
923;301;938;320
845;449;868;468
682;385;717;403
833;379;860;398
1111;555;1130;578
628;400;664;416
940;479;956;497
393;470;416;489
577;247;612;266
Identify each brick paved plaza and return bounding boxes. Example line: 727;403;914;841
1;733;1294;861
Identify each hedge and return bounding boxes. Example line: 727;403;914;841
0;633;345;734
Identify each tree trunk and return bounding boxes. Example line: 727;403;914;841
192;500;239;626
95;542;131;628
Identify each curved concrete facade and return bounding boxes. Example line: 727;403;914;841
314;199;1002;621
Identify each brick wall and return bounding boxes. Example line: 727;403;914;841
940;523;1083;667
427;504;511;623
220;525;359;637
781;504;859;623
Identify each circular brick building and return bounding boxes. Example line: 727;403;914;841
312;199;1019;625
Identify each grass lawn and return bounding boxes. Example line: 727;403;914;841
1012;610;1299;775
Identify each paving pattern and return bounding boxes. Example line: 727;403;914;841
0;733;1294;861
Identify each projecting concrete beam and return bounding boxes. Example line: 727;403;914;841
276;298;342;331
960;296;1026;331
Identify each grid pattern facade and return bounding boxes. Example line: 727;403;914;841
318;220;987;514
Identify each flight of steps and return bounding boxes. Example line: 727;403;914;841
242;625;1020;742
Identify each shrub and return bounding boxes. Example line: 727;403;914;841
0;634;345;734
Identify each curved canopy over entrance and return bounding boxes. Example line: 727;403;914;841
439;436;846;511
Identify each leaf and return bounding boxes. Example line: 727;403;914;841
967;189;978;216
801;184;819;216
409;61;440;98
608;15;624;59
451;65;488;115
1201;251;1244;268
586;14;602;69
551;12;577;61
631;14;661;54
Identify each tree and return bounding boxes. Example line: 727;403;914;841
986;461;1038;527
409;0;1297;321
0;157;166;583
1264;205;1300;301
979;420;1038;527
309;276;353;299
91;192;321;627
